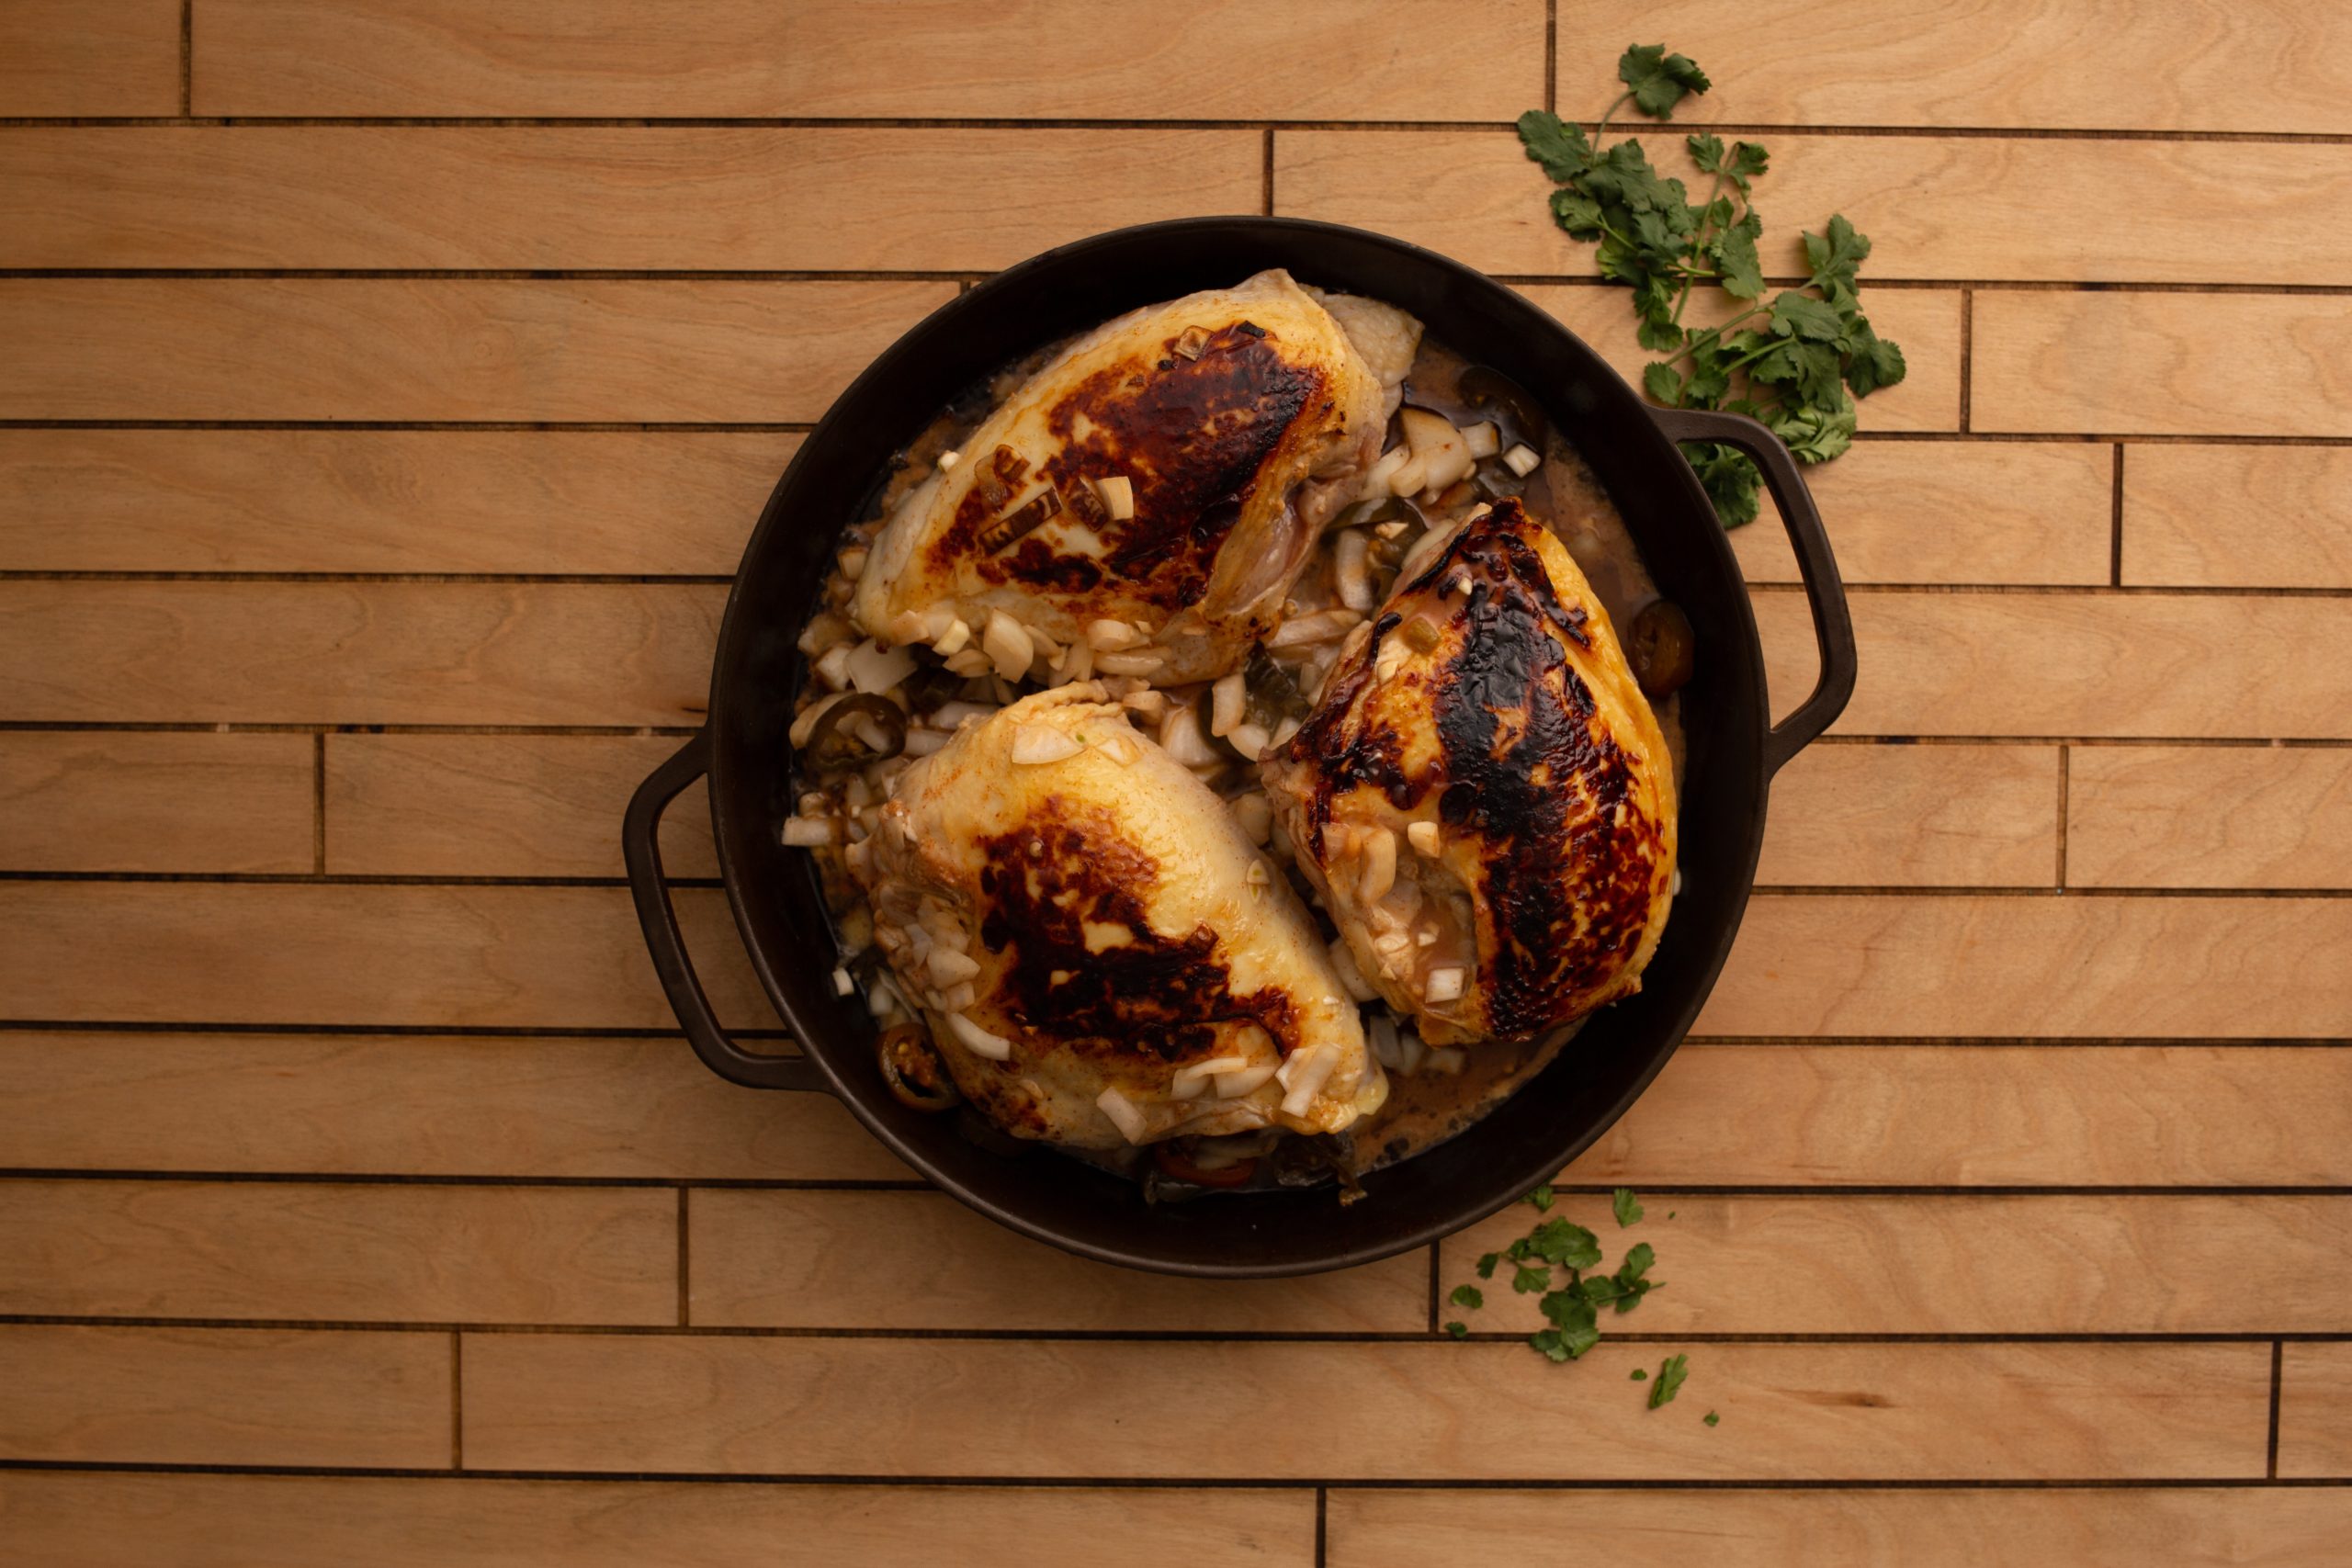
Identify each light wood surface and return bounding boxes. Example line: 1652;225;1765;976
5;4;2346;1561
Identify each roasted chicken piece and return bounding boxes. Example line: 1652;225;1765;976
850;684;1383;1149
853;270;1417;685
1261;500;1677;1046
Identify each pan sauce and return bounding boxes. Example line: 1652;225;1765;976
790;309;1684;1190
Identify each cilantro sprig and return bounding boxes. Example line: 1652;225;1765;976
1517;45;1905;527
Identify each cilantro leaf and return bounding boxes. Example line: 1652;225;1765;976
1618;43;1712;119
1444;1320;1469;1339
1680;441;1761;528
1772;393;1858;464
1450;1284;1485;1310
1512;1264;1552;1295
1770;290;1846;342
1524;1184;1555;1213
1713;227;1764;299
1518;109;1598;183
1685;132;1725;174
1648;1354;1690;1409
1526;1218;1602;1269
1612;1188;1645;1228
1643;362;1685;405
1704;1410;1722;1427
1845;320;1908;397
1536;1291;1602;1359
1803;213;1871;283
1631;1367;1648;1381
1476;1252;1499;1280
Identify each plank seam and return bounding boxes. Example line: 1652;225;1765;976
450;1330;463;1472
2267;1341;2283;1479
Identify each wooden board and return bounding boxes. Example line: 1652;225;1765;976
6;2;2346;1555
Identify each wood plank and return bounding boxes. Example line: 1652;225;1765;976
1973;292;2352;436
0;581;723;727
463;1337;2269;1479
1524;285;1962;434
0;0;181;116
1276;130;2351;285
1759;744;2059;886
326;735;718;878
0;1032;911;1182
0;126;1261;271
1438;1194;2352;1335
1729;442;2113;588
0;731;314;874
1756;590;2352;739
2122;444;2352;589
0;429;790;575
0;884;780;1031
0;1325;448;1468
2278;1342;2352;1479
0;1473;1315;1568
0;278;953;423
192;0;1542;119
2067;746;2352;889
1329;1486;2352;1568
1701;893;2352;1038
688;1189;1427;1333
0;1180;675;1325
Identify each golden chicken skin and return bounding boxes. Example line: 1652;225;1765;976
852;270;1416;685
850;684;1383;1149
1260;500;1677;1046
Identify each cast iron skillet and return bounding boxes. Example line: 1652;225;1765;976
624;217;1855;1278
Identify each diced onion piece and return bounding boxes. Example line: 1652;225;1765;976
1086;618;1145;651
1396;1025;1428;1076
1227;720;1272;759
1009;724;1085;765
1363;443;1410;497
937;449;961;471
814;643;854;691
789;692;843;748
1387;451;1430;497
1366;1012;1401;1071
902;727;951;758
933;617;972;657
1358;827;1398;902
1462;420;1501;459
939;982;977;1013
1097;475;1136;521
1423;1046;1467;1076
947;1011;1013;1061
1408;819;1442;857
1208;672;1247;738
1424;964;1467;1004
782;817;841;847
1399;406;1474;492
797;611;853;658
831;965;856;997
1334;528;1375;611
1277;1047;1339;1118
1057;639;1094;684
1502;442;1542;478
1095;1085;1148;1143
1329;939;1377;1003
1216;1061;1281;1099
944;647;994;677
1093;649;1164;678
1232;791;1273;845
1158;705;1222;768
1396;517;1464;584
1265;608;1363;649
1272;716;1301;748
1170;1055;1252;1100
981;610;1035;681
927;948;981;986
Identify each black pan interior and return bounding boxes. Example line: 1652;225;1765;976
704;218;1770;1276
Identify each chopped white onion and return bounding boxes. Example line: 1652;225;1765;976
1387;451;1429;497
1092;649;1164;678
1334;528;1375;611
947;1010;1012;1061
1227;720;1272;760
937;449;961;470
1232;791;1273;845
1207;672;1247;738
831;965;855;998
1216;1061;1282;1099
1461;420;1500;458
901;727;951;757
1408;819;1442;857
814;642;854;691
927;948;981;986
933;617;972;657
1502;442;1542;478
1085;618;1144;651
1009;724;1084;765
981;610;1035;681
927;700;996;730
1396;1025;1428;1076
1265;608;1363;649
1398;406;1474;492
1277;1047;1338;1118
1329;939;1377;1004
944;647;994;677
1423;1046;1466;1076
781;817;841;847
1095;1085;1148;1143
1362;443;1410;497
1170;1055;1252;1100
1096;475;1136;521
1358;826;1397;903
1366;1012;1401;1071
1158;705;1222;768
1424;964;1467;1004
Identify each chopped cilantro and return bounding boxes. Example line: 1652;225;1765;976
1649;1354;1690;1409
1631;1368;1648;1381
1703;1410;1721;1427
1612;1188;1645;1227
1525;1218;1602;1269
1475;1252;1499;1280
1450;1284;1485;1310
1511;1264;1553;1295
1444;1320;1469;1339
1524;1184;1555;1212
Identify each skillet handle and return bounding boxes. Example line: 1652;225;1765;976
624;731;824;1092
1649;405;1857;777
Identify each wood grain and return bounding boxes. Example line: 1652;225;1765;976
1972;292;2352;436
0;1032;910;1182
2122;444;2352;589
1276;130;2351;285
1439;1194;2352;1335
1756;590;2352;739
0;429;792;574
1329;1487;2352;1568
688;1189;1428;1333
2277;1342;2352;1479
0;581;724;727
0;0;181;116
191;0;1542;119
2067;746;2352;889
0;1474;1316;1568
0;884;777;1030
327;734;718;878
1525;285;1962;434
0;731;314;874
0;126;1262;270
1759;744;2060;886
1702;894;2352;1038
462;1337;2270;1480
0;1325;449;1468
1562;0;2352;134
0;1180;674;1325
0;278;954;423
1729;442;2113;587
6;1034;2342;1188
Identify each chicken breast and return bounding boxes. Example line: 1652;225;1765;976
1261;500;1677;1047
853;270;1413;685
851;683;1382;1149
